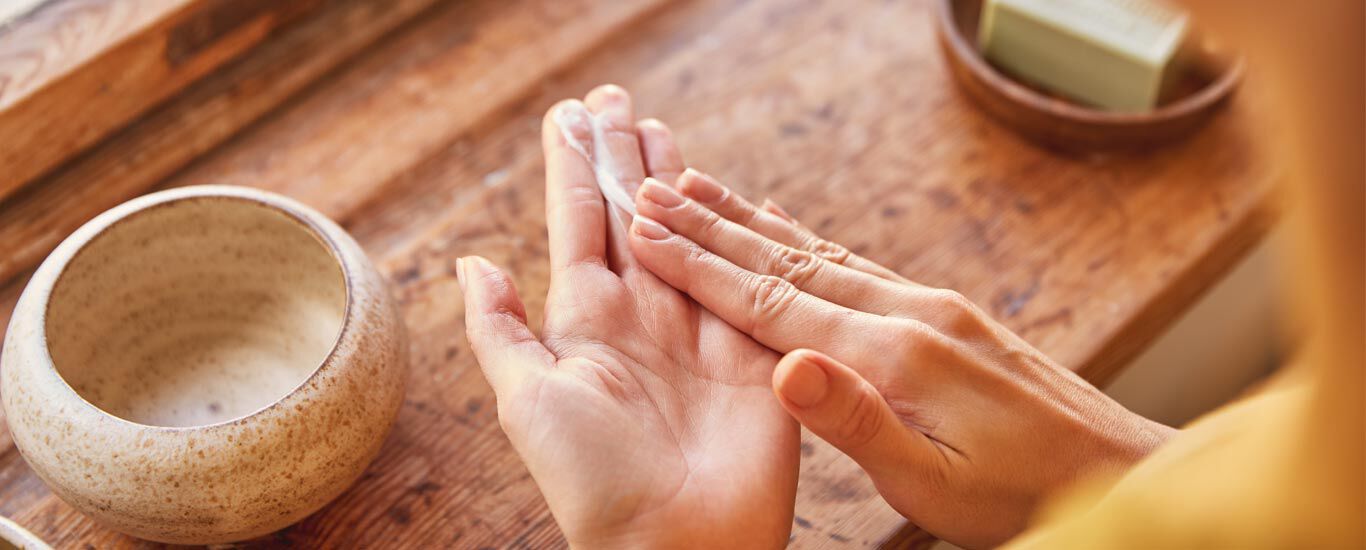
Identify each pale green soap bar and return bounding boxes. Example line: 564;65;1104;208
979;0;1189;112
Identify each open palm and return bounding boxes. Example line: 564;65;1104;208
458;86;798;548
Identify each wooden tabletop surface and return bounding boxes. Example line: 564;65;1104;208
0;0;1277;547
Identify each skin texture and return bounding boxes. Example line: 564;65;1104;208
456;86;799;549
461;85;1174;549
626;166;1176;548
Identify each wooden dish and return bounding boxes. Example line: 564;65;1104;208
1;186;407;544
933;0;1244;150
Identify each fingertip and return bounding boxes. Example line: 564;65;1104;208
545;99;586;127
635;176;660;205
678;167;705;183
638;177;686;209
677;169;727;204
462;256;529;323
588;83;628;100
584;84;633;124
636;119;684;178
636;118;672;134
630;215;672;241
545;99;592;147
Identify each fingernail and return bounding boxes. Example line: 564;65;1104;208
779;353;829;408
591;83;628;101
637;118;669;133
641;178;685;208
762;199;797;223
554;100;586;121
680;170;726;204
455;257;466;291
632;216;671;240
553;101;593;144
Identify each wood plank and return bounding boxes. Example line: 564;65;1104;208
0;0;446;287
157;0;672;219
0;0;335;202
0;0;1276;547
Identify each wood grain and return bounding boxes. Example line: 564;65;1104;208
0;0;449;286
0;0;325;202
0;0;1278;547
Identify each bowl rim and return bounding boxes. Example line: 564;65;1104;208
933;0;1246;126
34;186;356;432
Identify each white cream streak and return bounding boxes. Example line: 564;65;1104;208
554;103;638;215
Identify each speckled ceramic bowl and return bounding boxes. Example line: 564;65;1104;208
0;186;407;544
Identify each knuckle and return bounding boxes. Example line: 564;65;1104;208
836;385;887;450
892;319;973;375
808;237;853;265
890;319;941;364
927;288;989;335
678;244;715;288
737;200;763;227
695;207;728;238
771;247;821;286
930;289;975;312
682;240;710;266
749;275;800;328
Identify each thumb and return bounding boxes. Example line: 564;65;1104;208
458;256;554;397
771;349;939;478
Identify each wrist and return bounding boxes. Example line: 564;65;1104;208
1098;408;1178;472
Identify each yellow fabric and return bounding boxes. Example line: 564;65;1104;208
1004;2;1363;545
1007;361;1363;549
999;0;1360;537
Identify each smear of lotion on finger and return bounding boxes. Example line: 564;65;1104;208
554;102;638;215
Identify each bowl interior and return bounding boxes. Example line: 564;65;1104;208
45;197;346;428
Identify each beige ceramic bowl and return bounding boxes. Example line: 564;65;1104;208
1;186;406;544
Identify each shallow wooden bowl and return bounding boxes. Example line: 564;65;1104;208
934;0;1244;150
1;186;407;544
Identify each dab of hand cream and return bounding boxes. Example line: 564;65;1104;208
554;102;638;215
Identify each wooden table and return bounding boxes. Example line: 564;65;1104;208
0;0;1277;547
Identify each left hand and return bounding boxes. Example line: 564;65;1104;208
458;85;799;549
625;163;1174;548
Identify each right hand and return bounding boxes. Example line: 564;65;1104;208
626;166;1176;548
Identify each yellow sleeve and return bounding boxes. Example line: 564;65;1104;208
1005;365;1364;549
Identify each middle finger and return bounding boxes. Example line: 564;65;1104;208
635;179;912;317
674;169;913;283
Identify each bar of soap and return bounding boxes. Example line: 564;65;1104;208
979;0;1189;112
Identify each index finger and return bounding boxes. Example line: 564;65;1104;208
627;214;906;371
542;100;608;273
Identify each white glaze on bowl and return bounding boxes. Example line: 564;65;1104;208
1;186;407;544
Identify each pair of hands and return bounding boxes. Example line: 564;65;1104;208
456;86;1173;549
